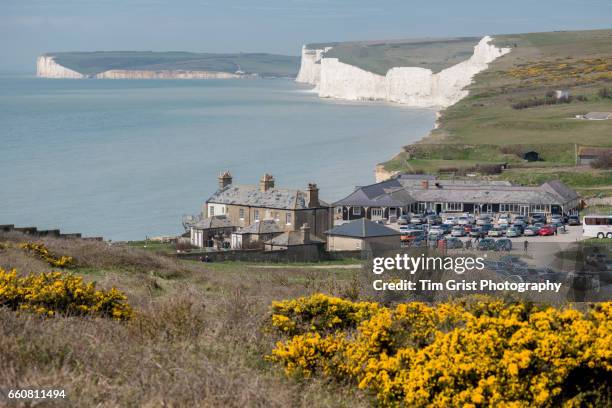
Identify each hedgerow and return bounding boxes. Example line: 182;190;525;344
267;294;612;407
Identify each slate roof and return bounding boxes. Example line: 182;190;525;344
265;231;325;247
325;218;402;238
207;185;329;210
192;215;234;230
234;220;283;235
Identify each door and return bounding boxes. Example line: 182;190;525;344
520;205;529;216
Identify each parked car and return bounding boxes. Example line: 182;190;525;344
443;216;458;225
523;226;540;236
488;227;505;237
443;237;464;249
510;224;525;234
550;215;564;225
538;225;555;236
438;224;453;234
477;238;497;251
428;226;444;236
567;215;580;226
498;214;511;226
425;214;442;224
533;222;545;229
401;229;424;241
463;224;474;233
506;227;522;238
397;215;410;225
451;226;466;237
457;216;471;226
470;227;487;239
530;213;546;224
476;215;492;226
374;220;385;225
410;214;425;224
399;225;411;233
496;238;513;252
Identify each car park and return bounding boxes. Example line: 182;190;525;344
443;237;464;249
538;225;555;236
530;213;546;224
457;216;471;225
425;214;442;224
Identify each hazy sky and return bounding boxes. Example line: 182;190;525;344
2;0;612;71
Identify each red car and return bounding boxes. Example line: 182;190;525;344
538;225;555;236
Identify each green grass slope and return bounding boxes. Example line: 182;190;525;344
308;37;480;75
48;51;300;77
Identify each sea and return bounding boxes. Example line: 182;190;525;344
0;74;436;241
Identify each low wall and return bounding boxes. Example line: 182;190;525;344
0;224;103;241
175;247;363;263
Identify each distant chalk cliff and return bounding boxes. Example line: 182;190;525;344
37;56;85;79
296;36;511;108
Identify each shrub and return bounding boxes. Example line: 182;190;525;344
19;242;75;268
499;144;524;157
598;87;612;99
591;154;612;169
267;294;612;407
0;268;133;320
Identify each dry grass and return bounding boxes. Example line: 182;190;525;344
0;233;367;407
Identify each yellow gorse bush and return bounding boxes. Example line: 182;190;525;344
19;242;75;268
0;268;133;320
267;294;612;407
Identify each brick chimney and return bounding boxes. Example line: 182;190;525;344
260;174;275;192
421;180;429;189
300;223;311;243
307;183;320;208
218;171;232;189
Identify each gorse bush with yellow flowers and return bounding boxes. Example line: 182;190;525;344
0;268;133;320
267;294;612;407
19;242;75;268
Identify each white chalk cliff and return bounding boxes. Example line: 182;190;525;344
36;56;85;79
296;36;511;108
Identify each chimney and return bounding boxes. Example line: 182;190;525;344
307;183;320;208
260;173;275;192
218;171;232;189
300;223;311;243
421;180;429;189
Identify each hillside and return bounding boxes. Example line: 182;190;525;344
381;29;612;197
40;51;300;78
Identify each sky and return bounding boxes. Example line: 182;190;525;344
1;0;612;72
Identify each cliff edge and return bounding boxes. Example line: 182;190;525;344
296;36;511;108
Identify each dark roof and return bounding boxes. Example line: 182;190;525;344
192;215;234;230
541;180;580;203
265;231;325;247
333;177;409;207
234;220;283;235
325;218;402;238
577;146;612;157
207;184;329;210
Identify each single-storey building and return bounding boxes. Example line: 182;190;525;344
577;146;612;165
522;151;540;162
264;223;325;251
189;215;234;248
325;218;402;251
333;174;579;221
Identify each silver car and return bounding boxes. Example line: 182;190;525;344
451;226;466;237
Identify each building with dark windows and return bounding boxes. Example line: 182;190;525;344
333;174;580;222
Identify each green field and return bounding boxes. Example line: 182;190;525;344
309;37;480;75
48;51;300;77
380;29;612;194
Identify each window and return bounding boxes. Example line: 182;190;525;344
444;203;463;212
371;208;383;218
254;209;259;221
239;208;245;219
352;207;362;215
500;204;522;213
335;206;343;214
209;206;215;216
285;213;292;225
417;203;426;212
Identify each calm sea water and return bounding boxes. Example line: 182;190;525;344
0;74;435;240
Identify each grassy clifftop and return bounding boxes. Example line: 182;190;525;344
47;51;300;77
382;28;612;197
308;37;480;75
